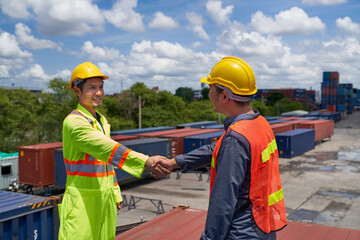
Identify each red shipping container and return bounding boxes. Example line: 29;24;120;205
111;135;138;142
330;71;339;80
289;120;308;129
270;123;294;135
282;89;295;100
329;88;337;96
326;105;336;113
19;142;63;187
322;88;329;96
136;128;200;138
297;120;334;142
160;129;223;157
278;117;301;121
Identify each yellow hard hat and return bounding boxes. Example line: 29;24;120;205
200;56;257;96
69;62;109;89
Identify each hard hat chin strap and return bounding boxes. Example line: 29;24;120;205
215;84;252;103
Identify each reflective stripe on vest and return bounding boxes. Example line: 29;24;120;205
210;116;287;233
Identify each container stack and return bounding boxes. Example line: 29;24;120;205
353;88;360;109
339;83;353;115
321;71;339;112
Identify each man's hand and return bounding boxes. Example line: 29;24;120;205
117;202;122;211
145;156;172;178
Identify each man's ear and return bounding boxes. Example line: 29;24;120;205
222;90;230;103
74;87;81;97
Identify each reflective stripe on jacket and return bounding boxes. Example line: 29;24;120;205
210;115;287;234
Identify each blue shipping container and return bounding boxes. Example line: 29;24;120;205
337;87;346;96
323;72;331;80
114;138;172;185
275;129;315;158
110;126;175;136
54;148;66;188
267;119;289;124
203;124;224;129
0;191;59;239
177;121;218;129
183;131;224;154
336;104;346;112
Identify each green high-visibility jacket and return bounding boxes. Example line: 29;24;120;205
58;104;148;240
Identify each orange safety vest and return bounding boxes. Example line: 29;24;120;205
210;115;287;233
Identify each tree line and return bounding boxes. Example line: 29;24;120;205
0;79;304;152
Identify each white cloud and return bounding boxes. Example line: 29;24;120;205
0;0;105;36
0;31;32;59
15;23;60;50
0;65;10;78
16;64;51;89
186;12;209;40
81;41;121;61
302;0;347;6
251;7;326;35
0;0;34;19
336;17;360;35
206;0;233;25
104;0;145;32
148;12;179;30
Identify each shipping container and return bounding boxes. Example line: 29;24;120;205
54;148;66;189
160;129;223;157
0;190;60;240
0;156;18;190
275;129;315;158
203;124;224;129
115;206;207;240
110;134;138;142
326;105;336;113
297;120;334;142
336;104;346;112
267;120;289;125
337;87;346;96
183;131;224;154
136;128;200;139
18;142;63;187
110;126;175;136
270;123;294;135
176;121;218;129
114;138;172;185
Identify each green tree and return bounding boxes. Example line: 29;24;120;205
201;87;210;100
0;88;39;152
266;92;285;106
251;99;276;116
175;87;194;103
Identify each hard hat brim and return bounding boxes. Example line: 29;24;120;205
200;76;210;84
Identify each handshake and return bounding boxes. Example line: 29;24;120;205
145;156;180;178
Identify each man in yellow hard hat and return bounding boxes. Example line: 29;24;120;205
58;62;169;239
162;57;287;239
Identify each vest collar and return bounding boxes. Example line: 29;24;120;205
76;103;101;124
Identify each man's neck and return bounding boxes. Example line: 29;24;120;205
80;103;97;118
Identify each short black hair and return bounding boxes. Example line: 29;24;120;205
76;79;88;93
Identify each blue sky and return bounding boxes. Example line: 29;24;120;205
0;0;359;94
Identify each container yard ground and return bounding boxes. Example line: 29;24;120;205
117;111;360;231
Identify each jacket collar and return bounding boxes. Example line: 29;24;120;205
223;110;260;131
76;103;100;124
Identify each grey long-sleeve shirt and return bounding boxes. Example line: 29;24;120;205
175;111;276;240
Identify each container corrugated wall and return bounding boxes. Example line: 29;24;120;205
270;123;294;135
160;129;223;157
276;129;315;158
183;131;224;154
0;190;60;239
0;156;18;190
54;148;66;189
297;120;334;142
114;138;172;185
18;142;63;187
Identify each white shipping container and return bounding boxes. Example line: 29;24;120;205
0;156;18;190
